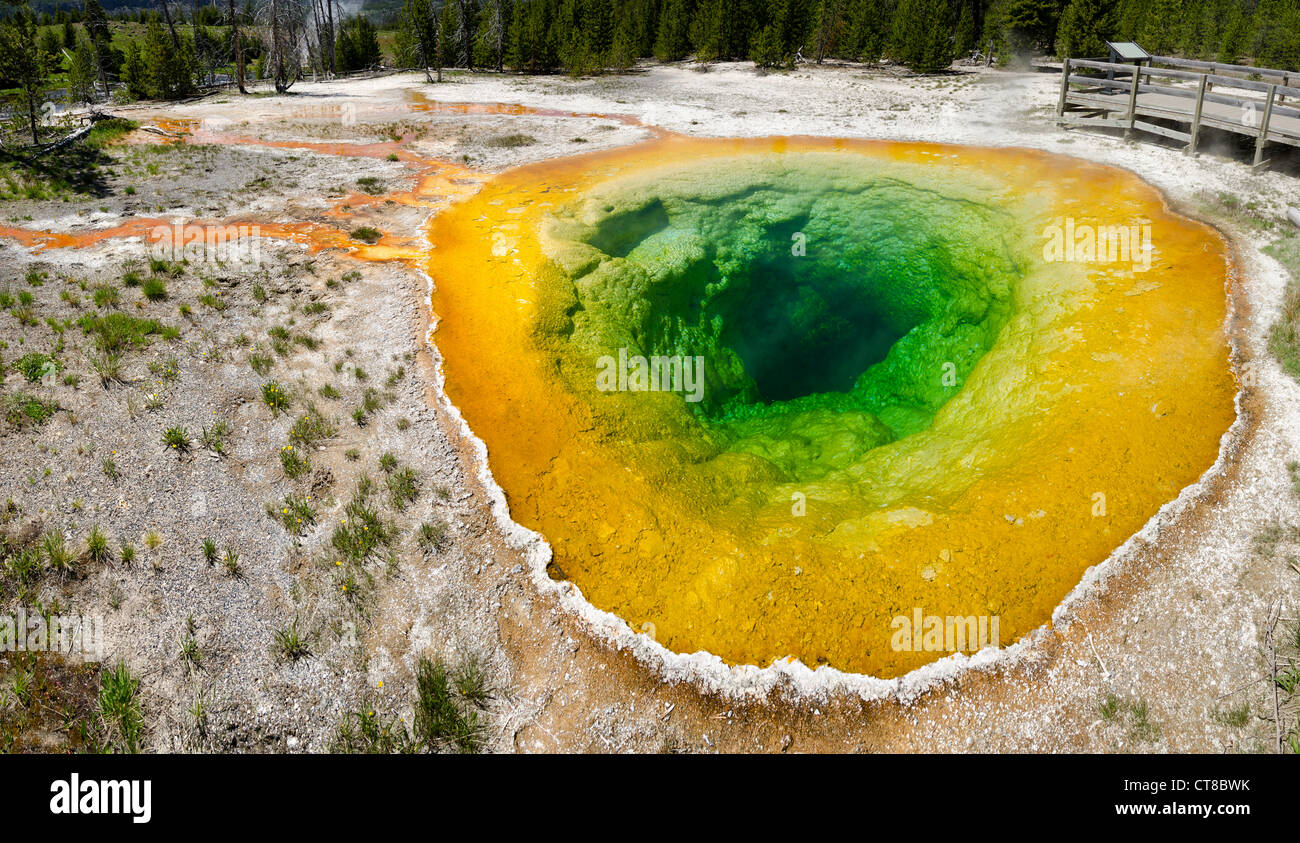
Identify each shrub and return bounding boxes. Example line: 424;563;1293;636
201;419;230;454
413;656;484;753
93;285;121;308
42;531;75;577
484;133;537;148
77;312;178;353
222;547;241;577
331;495;392;563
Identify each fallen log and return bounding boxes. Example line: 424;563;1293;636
136;125;184;138
27;111;116;159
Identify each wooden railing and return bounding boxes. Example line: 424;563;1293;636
1056;55;1300;168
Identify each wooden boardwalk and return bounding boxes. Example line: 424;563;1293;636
1056;55;1300;167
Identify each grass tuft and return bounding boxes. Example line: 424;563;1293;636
279;445;310;479
413;656;485;753
272;494;317;534
261;380;290;413
417;521;449;555
97;662;144;753
85;525;112;565
274;616;310;662
162;426;191;452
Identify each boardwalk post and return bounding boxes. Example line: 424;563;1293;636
1188;74;1208;155
1057;58;1071;119
1125;65;1141;138
1254;84;1276;168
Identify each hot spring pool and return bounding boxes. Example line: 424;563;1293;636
427;136;1236;678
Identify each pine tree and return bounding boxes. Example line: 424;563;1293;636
455;0;479;69
83;0;109;42
508;0;559;71
39;25;64;74
609;0;641;68
1136;0;1181;55
689;0;726;60
397;0;438;76
811;0;847;61
439;0;459;65
1055;0;1111;58
560;0;613;73
844;0;893;61
227;0;247;93
121;39;150;98
1255;0;1300;71
474;0;509;70
622;0;660;56
193;24;219;84
891;0;954;72
1216;0;1249;63
1113;0;1145;40
138;18;197;99
750;22;786;65
779;0;815;60
336;14;381;71
0;0;51;144
654;0;694;60
1176;0;1209;58
67;32;98;103
952;0;977;57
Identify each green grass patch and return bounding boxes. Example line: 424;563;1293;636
76;312;178;354
350;227;382;245
140;277;168;301
262;380;290;413
1267;234;1300;379
271;493;317;534
3;392;58;428
279;444;310;479
97;661;144;753
484;133;537;148
288;405;337;447
11;352;58;382
0;118;138;202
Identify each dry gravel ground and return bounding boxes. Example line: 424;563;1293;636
1;62;1298;753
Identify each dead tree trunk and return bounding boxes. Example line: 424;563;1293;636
434;1;443;83
492;0;504;72
272;0;285;92
325;0;337;75
229;0;246;92
455;0;473;71
158;0;181;49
